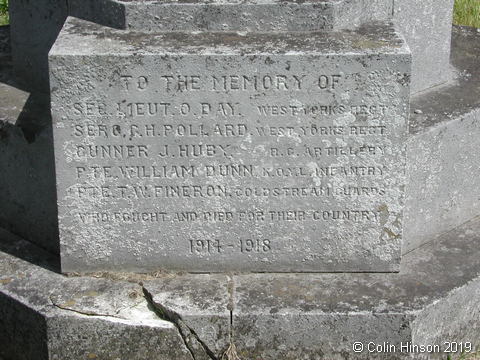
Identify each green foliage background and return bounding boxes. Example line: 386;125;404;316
0;0;8;26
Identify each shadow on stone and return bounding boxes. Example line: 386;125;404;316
0;17;60;266
15;92;52;143
0;228;60;273
69;0;127;30
0;86;60;257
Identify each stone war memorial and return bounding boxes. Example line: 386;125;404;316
1;0;480;359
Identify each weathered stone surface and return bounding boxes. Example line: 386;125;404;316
403;25;480;253
232;216;480;359
412;277;480;359
81;0;336;32
5;0;388;92
92;0;392;32
50;18;410;273
0;26;59;255
2;25;478;261
394;0;455;93
0;230;194;360
143;274;232;358
68;0;126;30
7;0;454;94
404;110;480;253
115;0;452;95
0;86;58;254
8;0;68;93
8;0;126;93
334;0;393;30
1;215;480;359
0;292;49;360
46;315;193;360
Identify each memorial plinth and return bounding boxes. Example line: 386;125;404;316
69;0;393;32
50;18;410;273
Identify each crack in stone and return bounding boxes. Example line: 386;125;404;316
142;286;219;360
49;296;122;319
226;274;235;342
221;275;241;360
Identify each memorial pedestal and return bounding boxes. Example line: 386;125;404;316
1;0;479;355
50;18;410;273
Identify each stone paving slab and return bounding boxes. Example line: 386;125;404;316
1;215;480;359
231;216;480;359
143;274;232;356
0;229;194;360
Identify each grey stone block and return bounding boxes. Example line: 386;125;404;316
102;0;392;32
50;18;410;273
68;0;126;30
0;26;59;255
46;315;194;360
2;25;478;262
394;0;455;93
7;0;127;93
113;0;453;95
334;0;393;30
403;25;480;253
9;0;68;93
1;215;480;359
412;278;480;359
5;0;387;92
110;0;337;32
404;110;480;253
0;295;48;360
0;84;59;254
7;0;454;94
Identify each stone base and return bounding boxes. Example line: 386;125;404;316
404;26;480;252
1;215;480;359
1;26;479;257
1;24;480;360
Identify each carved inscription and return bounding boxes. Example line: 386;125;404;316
55;54;408;271
68;73;395;228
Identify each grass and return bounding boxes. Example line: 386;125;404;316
0;0;8;26
454;0;480;27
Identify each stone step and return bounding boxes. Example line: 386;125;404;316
49;17;410;273
69;0;392;32
1;215;479;359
